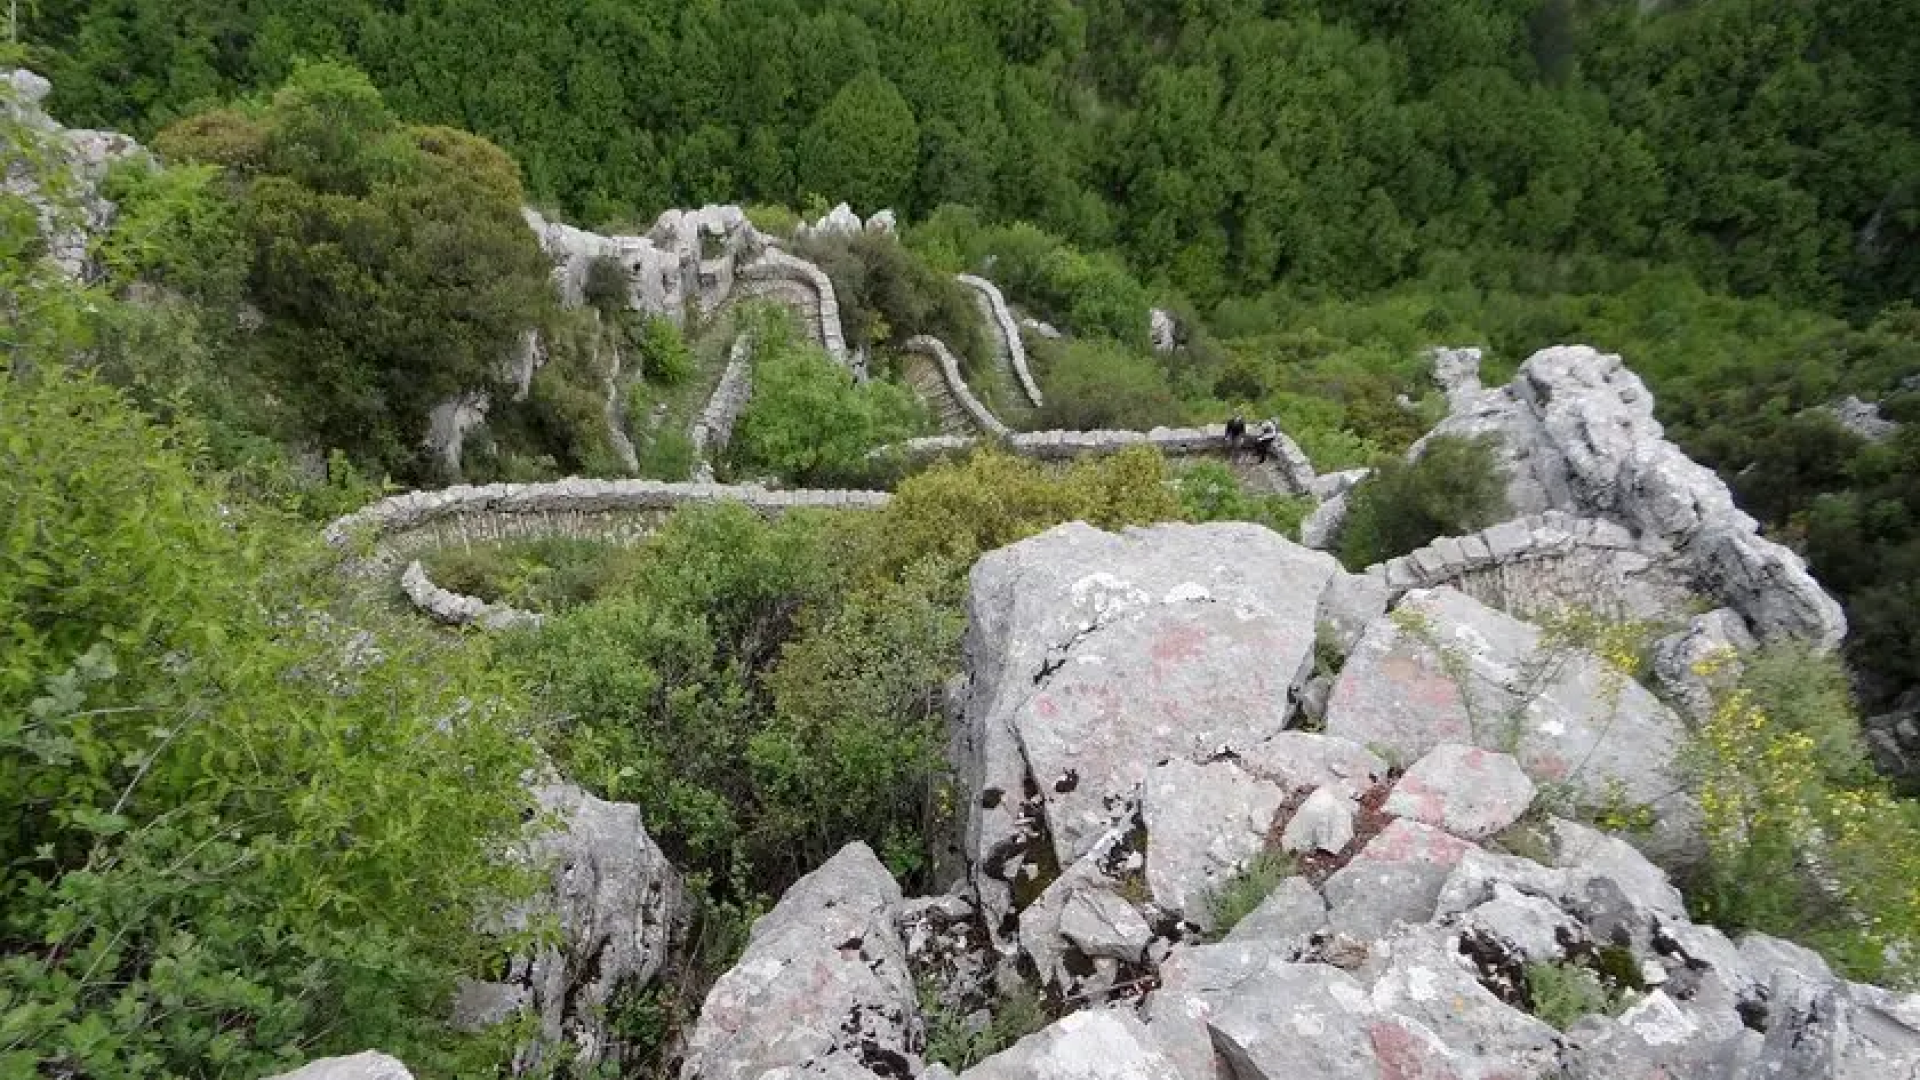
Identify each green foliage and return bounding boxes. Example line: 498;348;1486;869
1524;960;1630;1031
150;62;555;482
730;325;924;487
797;71;918;213
1175;461;1312;539
853;448;1185;584
1337;434;1509;569
1207;852;1296;940
630;315;695;386
1689;668;1920;985
797;231;988;366
0;365;538;1076
920;982;1049;1071
423;538;648;613
1033;339;1184;431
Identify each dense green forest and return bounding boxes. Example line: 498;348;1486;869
24;0;1920;312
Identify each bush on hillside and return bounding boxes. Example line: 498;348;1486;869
1033;338;1184;431
794;231;989;367
156;62;556;482
730;329;924;487
0;365;537;1076
1337;434;1509;569
1689;651;1920;986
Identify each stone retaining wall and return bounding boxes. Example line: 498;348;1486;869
401;560;544;630
879;424;1318;496
956;274;1043;408
1369;511;1702;623
903;336;1013;438
689;335;755;481
327;479;891;625
737;247;849;364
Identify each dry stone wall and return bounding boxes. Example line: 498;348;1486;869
326;479;890;626
903;335;1013;438
689;334;755;481
735;246;850;364
881;424;1318;496
1367;511;1702;624
957;274;1043;408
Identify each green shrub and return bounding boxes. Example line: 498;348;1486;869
730;331;924;486
0;366;538;1076
584;253;630;316
1175;461;1312;538
1689;673;1920;985
795;231;989;367
1337;434;1509;569
1033;339;1184;431
921;982;1050;1071
1525;961;1627;1030
632;315;696;386
1207;852;1296;939
635;426;697;481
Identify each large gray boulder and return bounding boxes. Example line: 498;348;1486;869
1382;743;1535;840
959;1010;1181;1080
1417;345;1845;648
456;782;685;1074
1322;819;1480;941
1326;586;1696;855
1141;758;1285;927
265;1054;413;1080
680;843;923;1080
953;522;1337;937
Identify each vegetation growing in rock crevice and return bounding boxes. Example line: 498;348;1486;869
1337;433;1510;570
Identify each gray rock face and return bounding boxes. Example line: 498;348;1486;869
1142;758;1285;926
1651;608;1754;723
1222;874;1327;952
523;205;756;322
681;843;923;1080
1822;395;1899;442
1382;743;1536;840
954;522;1336;936
960;1010;1180;1080
1299;491;1350;551
1279;785;1356;855
266;1053;412;1076
467;782;684;1074
1149;308;1180;353
1326;587;1694;850
265;1054;414;1080
1418;345;1846;648
4;68;148;278
1233;731;1387;801
1323;819;1480;941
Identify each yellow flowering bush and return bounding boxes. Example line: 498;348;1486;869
1691;677;1920;986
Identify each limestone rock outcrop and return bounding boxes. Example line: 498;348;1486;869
456;782;685;1075
953;522;1337;939
680;842;925;1080
676;521;1909;1080
522;205;759;322
4;68;148;279
265;1053;414;1080
1415;345;1845;648
1326;586;1698;858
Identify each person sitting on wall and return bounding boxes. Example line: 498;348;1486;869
1251;418;1280;463
1225;413;1247;450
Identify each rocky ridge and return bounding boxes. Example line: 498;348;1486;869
654;521;1910;1080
